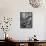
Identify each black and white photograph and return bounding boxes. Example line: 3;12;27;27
20;12;32;28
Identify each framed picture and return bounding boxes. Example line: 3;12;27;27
20;12;32;28
29;0;43;8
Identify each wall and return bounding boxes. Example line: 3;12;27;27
0;0;46;40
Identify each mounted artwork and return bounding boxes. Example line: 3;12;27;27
29;0;43;8
0;17;12;39
20;12;32;28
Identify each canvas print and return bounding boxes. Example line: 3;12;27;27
20;12;32;28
